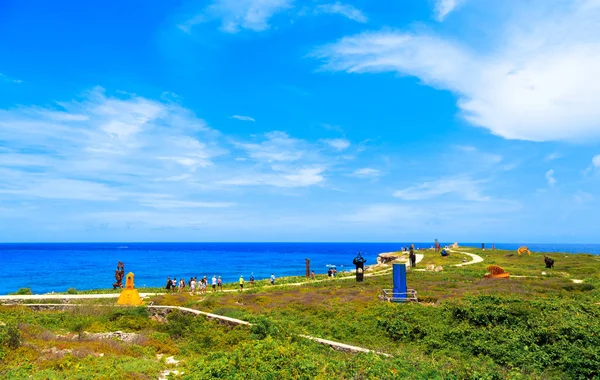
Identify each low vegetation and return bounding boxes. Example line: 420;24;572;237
1;248;599;379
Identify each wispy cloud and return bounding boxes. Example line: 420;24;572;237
313;1;600;142
574;190;593;204
583;154;600;175
321;138;350;151
179;0;293;34
393;177;490;201
546;169;557;186
434;0;465;21
316;2;367;23
219;166;325;187
0;87;226;206
351;168;381;178
545;152;562;161
231;115;256;122
235;131;306;162
0;73;22;84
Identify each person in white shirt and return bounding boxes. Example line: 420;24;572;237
212;276;217;292
189;278;196;295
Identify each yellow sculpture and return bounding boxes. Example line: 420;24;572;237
116;272;143;306
517;246;531;255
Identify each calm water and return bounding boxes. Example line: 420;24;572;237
1;242;599;295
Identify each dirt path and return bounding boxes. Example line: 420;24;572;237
450;250;484;266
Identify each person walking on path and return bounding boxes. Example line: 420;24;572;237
250;274;255;287
171;278;177;294
270;273;275;285
212;275;217;292
189;277;196;295
217;276;222;291
333;267;337;278
409;245;416;268
327;268;332;279
165;277;171;292
310;270;315;280
239;275;244;291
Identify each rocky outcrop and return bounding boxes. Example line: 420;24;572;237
377;252;408;265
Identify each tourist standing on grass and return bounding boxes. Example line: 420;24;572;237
311;271;315;280
189;277;196;295
328;268;332;278
171;278;177;293
212;275;217;292
217;276;222;291
239;275;244;291
409;245;416;268
333;268;337;278
165;277;171;292
250;274;255;287
179;278;185;292
200;277;206;295
270;273;275;285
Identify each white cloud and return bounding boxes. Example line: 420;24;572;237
434;0;465;21
393;177;490;201
574;190;593;204
313;1;600;142
0;88;226;205
219;167;325;187
593;154;600;168
0;72;22;84
545;152;562;161
546;169;557;186
351;168;381;178
139;198;235;209
316;2;367;23
455;145;476;152
231;115;256;122
235;131;306;162
321;138;350;151
180;0;293;34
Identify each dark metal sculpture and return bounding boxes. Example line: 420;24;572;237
113;261;125;289
353;252;367;282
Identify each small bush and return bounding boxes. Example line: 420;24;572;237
1;324;21;349
563;283;594;292
13;288;32;295
66;288;78;295
249;316;280;340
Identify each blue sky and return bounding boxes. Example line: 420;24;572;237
1;0;600;243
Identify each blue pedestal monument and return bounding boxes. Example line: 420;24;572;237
392;263;407;301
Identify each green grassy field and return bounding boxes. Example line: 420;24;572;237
1;248;599;379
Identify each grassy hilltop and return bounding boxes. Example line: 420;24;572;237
1;248;599;379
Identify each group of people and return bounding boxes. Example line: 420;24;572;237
165;273;280;293
165;276;222;294
327;267;337;278
237;273;276;291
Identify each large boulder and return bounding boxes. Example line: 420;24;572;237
377;252;407;265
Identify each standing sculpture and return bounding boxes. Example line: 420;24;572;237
113;262;125;289
353;252;367;282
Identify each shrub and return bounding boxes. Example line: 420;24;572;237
249;316;281;340
13;288;32;295
378;295;600;378
66;288;78;295
1;324;21;349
